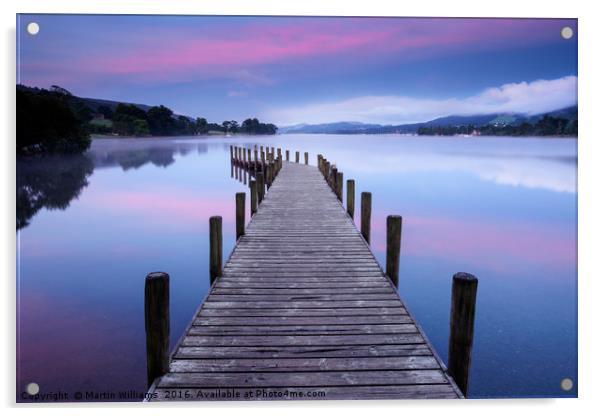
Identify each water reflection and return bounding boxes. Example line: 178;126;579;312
16;139;210;229
17;154;93;230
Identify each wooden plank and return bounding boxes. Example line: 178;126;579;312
174;344;433;359
152;384;459;400
192;315;413;326
169;356;439;372
157;369;450;388
188;324;418;336
181;334;426;347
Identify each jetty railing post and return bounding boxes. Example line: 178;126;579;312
247;148;251;167
304;152;309;165
346;179;355;219
336;172;343;201
144;271;170;388
324;161;330;181
330;167;338;191
266;163;272;189
250;180;257;216
295;151;300;163
256;171;265;203
286;150;290;161
448;272;479;397
386;215;402;287
361;192;372;244
209;216;222;284
230;145;234;163
236;192;245;240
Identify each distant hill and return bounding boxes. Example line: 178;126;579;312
279;106;577;135
279;121;383;134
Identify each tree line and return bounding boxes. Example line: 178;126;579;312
416;115;578;137
17;85;278;155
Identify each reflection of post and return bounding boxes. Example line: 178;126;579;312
386;215;402;287
250;180;257;216
145;272;169;388
361;192;372;244
448;272;478;397
209;216;222;284
236;192;245;240
346;179;355;219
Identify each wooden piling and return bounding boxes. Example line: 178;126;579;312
236;192;246;240
256;172;265;203
346;179;355;219
229;145;234;162
448;272;478;397
286;150;290;161
336;172;343;201
295;151;300;163
361;192;372;244
330;167;338;191
386;215;402;287
144;272;170;388
250;180;257;216
209;216;222;284
304;152;309;165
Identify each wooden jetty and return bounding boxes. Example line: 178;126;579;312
145;146;477;401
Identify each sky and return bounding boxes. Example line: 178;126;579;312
17;15;577;126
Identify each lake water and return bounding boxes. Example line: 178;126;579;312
16;134;577;400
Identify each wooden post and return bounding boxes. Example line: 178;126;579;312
448;272;478;397
304;152;309;165
144;272;169;388
346;179;355;219
361;192;372;244
250;180;257;216
209;216;222;284
254;148;258;164
336;172;343;201
236;192;245;240
256;172;265;203
324;161;330;181
386;215;402;287
230;145;234;162
330;167;338;191
266;163;272;189
286;150;290;161
247;148;251;166
295;151;300;163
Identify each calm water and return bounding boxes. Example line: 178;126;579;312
16;135;577;400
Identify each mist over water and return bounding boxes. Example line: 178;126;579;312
17;135;577;400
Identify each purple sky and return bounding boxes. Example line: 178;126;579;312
17;15;577;125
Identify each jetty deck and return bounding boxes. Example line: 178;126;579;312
148;160;463;401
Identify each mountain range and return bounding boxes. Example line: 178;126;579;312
278;106;578;134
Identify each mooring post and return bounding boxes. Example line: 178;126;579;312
250;180;257;216
324;161;330;181
235;192;245;240
144;271;170;388
256;171;265;203
229;145;234;163
336;172;343;201
386;215;402;287
304;152;309;165
209;216;222;284
448;272;478;397
247;148;251;167
295;151;299;163
330;167;338;191
266;163;272;189
361;192;372;244
346;179;355;219
286;150;290;161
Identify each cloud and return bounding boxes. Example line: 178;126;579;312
266;76;577;125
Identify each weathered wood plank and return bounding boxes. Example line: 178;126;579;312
169;356;439;372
